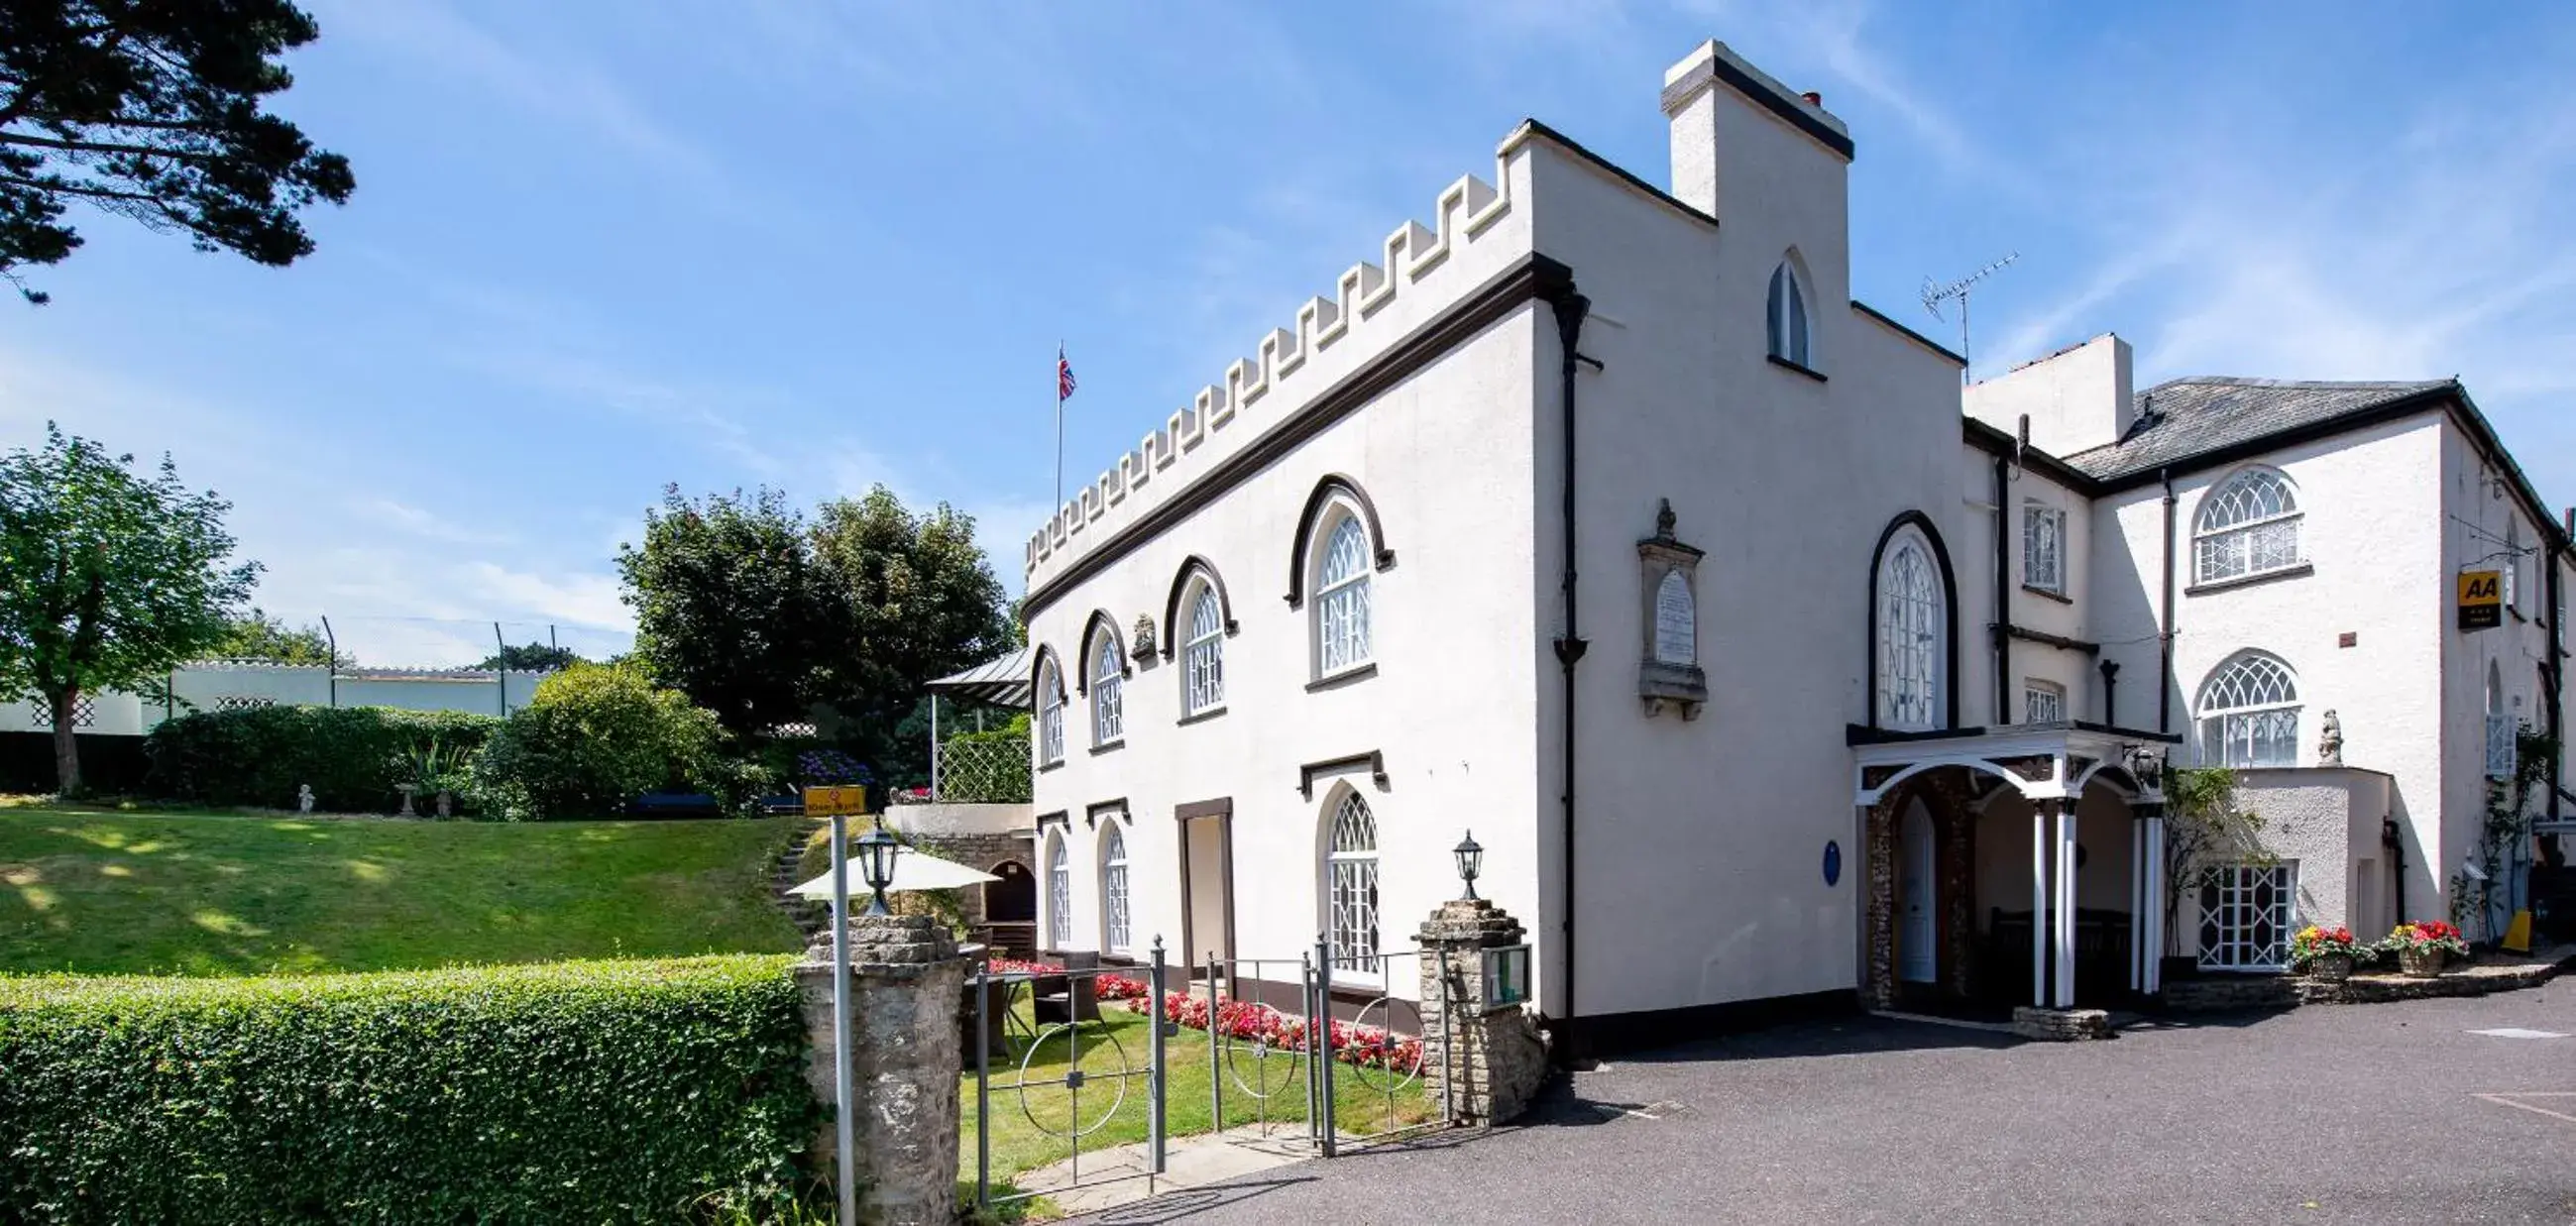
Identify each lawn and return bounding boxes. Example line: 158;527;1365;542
0;802;806;976
963;994;1435;1211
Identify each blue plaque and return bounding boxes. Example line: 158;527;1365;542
1823;839;1842;886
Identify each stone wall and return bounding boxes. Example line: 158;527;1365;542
793;915;969;1225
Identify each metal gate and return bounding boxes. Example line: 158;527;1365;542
969;944;1170;1214
968;937;1454;1210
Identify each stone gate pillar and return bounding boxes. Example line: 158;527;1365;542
1416;899;1548;1127
794;913;970;1225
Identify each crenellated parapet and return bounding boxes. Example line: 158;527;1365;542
1025;151;1525;580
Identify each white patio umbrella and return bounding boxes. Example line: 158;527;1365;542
789;845;999;898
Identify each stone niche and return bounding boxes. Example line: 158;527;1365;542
1636;499;1707;720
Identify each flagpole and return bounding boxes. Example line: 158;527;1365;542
1055;341;1064;512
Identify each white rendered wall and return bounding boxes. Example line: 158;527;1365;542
1527;66;1965;1017
1963;335;2136;459
1021;296;1547;1002
2232;767;2393;937
2437;426;2558;934
2098;414;2449;922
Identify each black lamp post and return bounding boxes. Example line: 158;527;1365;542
856;817;900;917
1453;830;1484;901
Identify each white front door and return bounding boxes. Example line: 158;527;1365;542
1899;799;1937;983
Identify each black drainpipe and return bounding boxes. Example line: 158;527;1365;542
2383;815;2408;929
2158;469;2178;734
1992;452;2013;724
2551;508;2567;825
1549;287;1592;1063
2099;659;2120;726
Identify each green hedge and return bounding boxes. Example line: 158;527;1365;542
141;706;503;813
0;956;821;1224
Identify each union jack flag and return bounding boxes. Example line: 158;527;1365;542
1058;349;1077;402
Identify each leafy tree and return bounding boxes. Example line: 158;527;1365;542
211;606;342;665
0;1;356;303
0;424;258;794
2159;765;2268;960
468;662;724;821
809;486;1012;770
617;486;834;737
477;641;580;673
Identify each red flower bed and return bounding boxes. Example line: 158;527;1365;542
974;961;1424;1073
1138;990;1422;1073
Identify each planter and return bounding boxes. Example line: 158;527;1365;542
2302;951;2355;982
2397;947;2445;979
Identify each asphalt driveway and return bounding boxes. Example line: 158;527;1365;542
1080;985;2576;1224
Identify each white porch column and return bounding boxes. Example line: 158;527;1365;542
2054;803;2077;1009
2129;816;2145;993
2141;811;2168;994
2030;802;2050;1008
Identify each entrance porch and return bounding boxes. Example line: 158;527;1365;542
1849;724;2181;1013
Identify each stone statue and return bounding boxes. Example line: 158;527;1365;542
2317;710;2343;767
296;784;314;815
1131;613;1156;661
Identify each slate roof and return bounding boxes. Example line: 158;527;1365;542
2059;376;2456;482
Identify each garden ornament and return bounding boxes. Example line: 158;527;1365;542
296;784;314;815
2317;710;2343;767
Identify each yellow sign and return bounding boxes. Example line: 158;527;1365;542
802;785;869;817
2458;570;2502;630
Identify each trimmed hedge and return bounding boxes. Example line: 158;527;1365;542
471;664;729;821
141;706;502;813
0;956;821;1223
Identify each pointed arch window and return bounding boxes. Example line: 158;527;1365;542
1037;655;1066;767
1046;833;1072;948
2197;652;2299;767
1767;260;1812;369
2194;468;2302;584
1323;791;1380;980
1099;824;1130;954
1314;514;1374;677
1090;632;1124;747
1183;584;1225;716
1875;527;1946;731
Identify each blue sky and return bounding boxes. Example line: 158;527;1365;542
5;2;2572;665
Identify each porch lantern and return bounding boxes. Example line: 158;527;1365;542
855;817;900;916
1454;830;1484;901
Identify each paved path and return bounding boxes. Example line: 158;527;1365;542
1074;985;2576;1224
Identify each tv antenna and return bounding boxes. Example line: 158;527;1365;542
1922;252;2018;385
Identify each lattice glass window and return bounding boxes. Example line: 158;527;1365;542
1047;835;1071;948
2023;501;2065;594
2196;652;2299;767
1099;824;1130;954
1876;533;1943;730
1090;634;1124;746
1182;586;1225;716
1766;261;1811;368
26;695;97;728
211;696;277;713
1314;514;1373;676
1325;792;1380;979
2194;468;2302;584
1037;660;1066;766
2025;680;2066;724
2197;862;2296;969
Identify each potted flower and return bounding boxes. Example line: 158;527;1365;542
2383;920;2468;979
2290;925;2360;981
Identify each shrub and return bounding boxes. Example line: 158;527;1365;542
471;663;728;820
0;955;822;1224
141;706;503;812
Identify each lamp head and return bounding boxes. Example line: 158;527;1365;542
855;817;900;916
1453;830;1484;901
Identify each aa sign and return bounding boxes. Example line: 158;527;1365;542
2458;570;2502;630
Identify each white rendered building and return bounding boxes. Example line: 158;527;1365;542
1016;41;2571;1052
